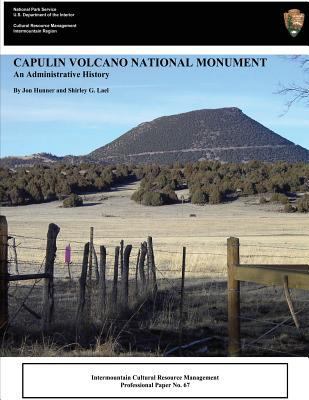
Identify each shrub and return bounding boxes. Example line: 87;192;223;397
270;193;279;201
131;189;144;203
259;196;268;204
156;174;169;189
161;187;178;204
191;189;208;205
63;193;83;208
279;195;289;205
255;183;268;193
284;203;295;213
141;191;164;206
8;187;27;205
27;182;44;202
131;187;177;206
296;194;309;212
44;190;57;202
209;188;223;204
270;193;289;204
242;181;256;195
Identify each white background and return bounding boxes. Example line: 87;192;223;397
1;357;295;399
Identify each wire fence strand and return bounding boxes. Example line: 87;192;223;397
4;231;309;357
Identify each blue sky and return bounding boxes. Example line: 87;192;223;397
1;55;308;157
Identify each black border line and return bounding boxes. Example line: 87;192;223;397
22;362;288;399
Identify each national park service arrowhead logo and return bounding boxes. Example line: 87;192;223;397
284;9;305;37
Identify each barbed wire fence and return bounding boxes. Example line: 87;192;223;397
1;221;309;356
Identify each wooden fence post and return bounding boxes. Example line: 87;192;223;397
138;242;147;290
11;237;19;274
146;249;150;286
112;246;120;305
227;237;240;356
147;236;157;295
76;242;89;327
42;223;60;332
93;247;100;283
179;247;186;352
88;227;94;281
0;216;8;335
99;246;106;319
121;245;132;309
135;249;140;297
283;275;300;329
120;240;124;276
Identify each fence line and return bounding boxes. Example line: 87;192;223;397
1;220;309;357
227;236;309;356
8;261;45;326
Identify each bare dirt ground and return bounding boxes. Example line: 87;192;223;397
2;182;309;357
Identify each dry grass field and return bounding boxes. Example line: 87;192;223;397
4;181;309;269
2;182;309;357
